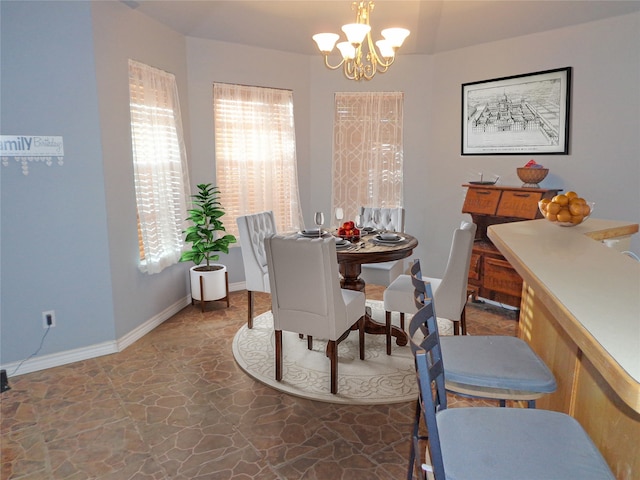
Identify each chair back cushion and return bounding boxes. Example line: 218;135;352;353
432;221;477;320
236;211;276;292
359;207;405;232
265;235;352;340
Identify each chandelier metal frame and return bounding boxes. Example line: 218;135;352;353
312;1;410;81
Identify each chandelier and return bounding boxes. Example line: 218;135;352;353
312;1;410;81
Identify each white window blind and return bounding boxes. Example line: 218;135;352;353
213;83;303;238
332;92;404;221
128;59;191;274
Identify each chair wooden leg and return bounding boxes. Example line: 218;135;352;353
385;311;392;355
400;312;405;331
308;336;313;350
275;330;283;381
199;276;205;313
219;271;229;308
461;306;467;336
328;340;338;394
247;291;254;329
359;316;365;360
453;321;460;335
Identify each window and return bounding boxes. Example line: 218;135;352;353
213;83;303;238
128;59;191;274
331;92;404;221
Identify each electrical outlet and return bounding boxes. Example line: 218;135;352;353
42;310;56;328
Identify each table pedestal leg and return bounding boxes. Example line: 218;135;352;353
340;263;365;291
340;263;408;347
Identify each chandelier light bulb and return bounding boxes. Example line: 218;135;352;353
312;1;409;81
312;33;340;53
381;28;410;48
337;41;357;60
375;40;395;58
341;23;371;46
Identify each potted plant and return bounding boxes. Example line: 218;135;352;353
180;183;236;308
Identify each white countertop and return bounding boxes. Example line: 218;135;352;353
488;218;640;383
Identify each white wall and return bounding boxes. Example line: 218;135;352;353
421;12;640;273
308;50;441;270
1;3;638;373
308;12;640;275
1;1;116;363
91;1;192;338
185;37;313;283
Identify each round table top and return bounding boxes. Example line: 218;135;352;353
336;232;418;265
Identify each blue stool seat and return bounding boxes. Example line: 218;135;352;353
441;335;556;392
410;302;615;480
436;404;614;479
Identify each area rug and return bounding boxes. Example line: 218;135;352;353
232;300;453;405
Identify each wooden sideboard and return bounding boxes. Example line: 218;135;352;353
489;219;639;479
462;184;560;308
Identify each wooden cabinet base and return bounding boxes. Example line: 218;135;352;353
519;284;639;479
462;185;560;309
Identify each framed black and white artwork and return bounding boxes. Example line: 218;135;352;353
461;67;571;155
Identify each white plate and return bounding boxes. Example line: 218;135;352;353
335;240;351;249
298;229;326;237
374;234;405;244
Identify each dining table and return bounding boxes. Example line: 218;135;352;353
335;231;419;347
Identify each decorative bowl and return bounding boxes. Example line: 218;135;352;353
517;167;549;187
539;199;594;227
380;233;400;241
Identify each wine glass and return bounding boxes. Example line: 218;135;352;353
314;212;324;237
355;214;363;230
334;208;344;230
373;210;381;232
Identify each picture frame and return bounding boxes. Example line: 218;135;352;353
461;67;572;155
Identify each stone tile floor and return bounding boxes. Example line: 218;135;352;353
1;286;517;480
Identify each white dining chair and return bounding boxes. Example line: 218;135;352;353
359;206;406;287
264;235;366;394
384;221;475;337
236;211;277;328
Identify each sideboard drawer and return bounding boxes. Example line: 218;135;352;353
496;190;544;219
468;252;481;281
462;189;501;215
483;257;523;297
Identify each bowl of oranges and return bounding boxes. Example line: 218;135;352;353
538;191;594;227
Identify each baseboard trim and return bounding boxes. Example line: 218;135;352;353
4;295;192;377
116;295;191;351
2;340;118;378
4;283;250;378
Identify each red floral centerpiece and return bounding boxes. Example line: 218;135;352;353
338;221;360;242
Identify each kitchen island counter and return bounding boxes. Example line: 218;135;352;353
489;218;639;479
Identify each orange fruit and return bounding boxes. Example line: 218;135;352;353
545;211;557;221
571;214;584;224
547;202;561;215
565;191;578;200
552;194;569;206
539;199;550;212
569;203;584;216
582;203;591;216
556;208;571;223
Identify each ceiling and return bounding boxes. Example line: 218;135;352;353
123;1;640;56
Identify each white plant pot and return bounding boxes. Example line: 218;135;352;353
190;264;227;301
